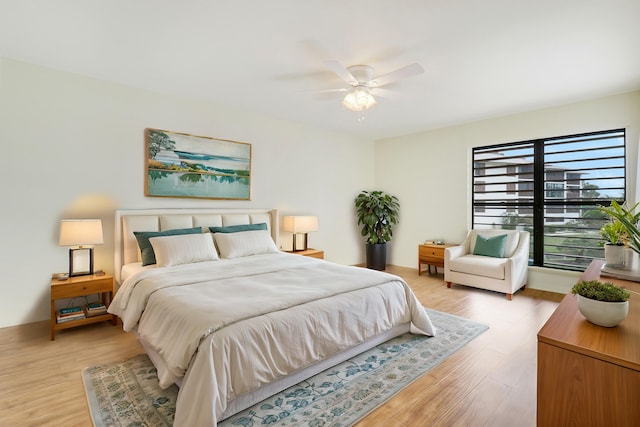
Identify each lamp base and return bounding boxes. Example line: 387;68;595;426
292;233;310;252
69;247;94;277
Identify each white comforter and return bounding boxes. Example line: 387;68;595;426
109;252;435;426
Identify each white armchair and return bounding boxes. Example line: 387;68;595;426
444;229;530;300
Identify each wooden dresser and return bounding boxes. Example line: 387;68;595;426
537;260;640;426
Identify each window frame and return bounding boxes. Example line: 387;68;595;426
472;129;626;271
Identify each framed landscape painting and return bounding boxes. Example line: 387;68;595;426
145;128;251;200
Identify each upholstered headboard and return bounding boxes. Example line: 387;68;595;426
114;208;279;284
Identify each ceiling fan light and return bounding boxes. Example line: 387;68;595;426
354;87;368;106
342;87;376;111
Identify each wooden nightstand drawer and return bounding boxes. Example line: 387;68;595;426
51;277;112;299
419;245;446;258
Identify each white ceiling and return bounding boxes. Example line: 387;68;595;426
2;0;639;140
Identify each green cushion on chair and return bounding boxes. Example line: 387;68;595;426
473;234;508;258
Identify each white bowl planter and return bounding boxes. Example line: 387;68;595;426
577;295;629;327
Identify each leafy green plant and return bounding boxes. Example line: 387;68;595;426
571;279;630;302
354;190;400;244
599;201;640;254
599;219;626;245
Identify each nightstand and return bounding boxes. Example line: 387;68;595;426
287;248;324;259
50;273;116;340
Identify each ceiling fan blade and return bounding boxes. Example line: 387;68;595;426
315;88;349;93
323;60;358;86
370;63;424;87
371;87;395;98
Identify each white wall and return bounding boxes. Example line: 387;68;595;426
375;91;640;293
0;58;375;328
2;57;638;327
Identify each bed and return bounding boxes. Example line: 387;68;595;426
109;208;436;426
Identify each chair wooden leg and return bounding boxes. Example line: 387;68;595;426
446;282;451;288
506;293;513;301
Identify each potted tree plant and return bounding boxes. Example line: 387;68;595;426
571;279;630;327
354;190;400;270
600;219;626;268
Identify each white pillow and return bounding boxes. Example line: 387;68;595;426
149;233;219;267
213;230;279;259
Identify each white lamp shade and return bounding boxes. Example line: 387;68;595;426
59;219;104;246
282;216;318;233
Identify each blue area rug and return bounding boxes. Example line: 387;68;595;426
83;309;487;426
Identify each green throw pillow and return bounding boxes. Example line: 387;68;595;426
208;223;267;233
473;234;508;258
134;227;202;266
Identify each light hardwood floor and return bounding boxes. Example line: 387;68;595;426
0;266;563;427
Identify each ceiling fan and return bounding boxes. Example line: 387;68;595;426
323;60;424;112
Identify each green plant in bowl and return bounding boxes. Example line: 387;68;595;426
571;280;630;302
571;279;630;327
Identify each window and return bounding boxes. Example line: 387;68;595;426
472;129;626;271
545;182;564;198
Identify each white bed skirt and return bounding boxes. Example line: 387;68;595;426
137;322;410;420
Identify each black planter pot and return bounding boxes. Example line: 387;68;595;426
366;243;387;270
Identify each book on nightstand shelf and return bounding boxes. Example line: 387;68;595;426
59;306;83;315
57;315;84;323
84;302;107;317
57;306;86;322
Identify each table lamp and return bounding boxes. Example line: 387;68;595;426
282;216;318;251
59;219;104;276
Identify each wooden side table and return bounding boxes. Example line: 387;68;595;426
50;273;116;340
286;248;324;259
418;243;456;275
